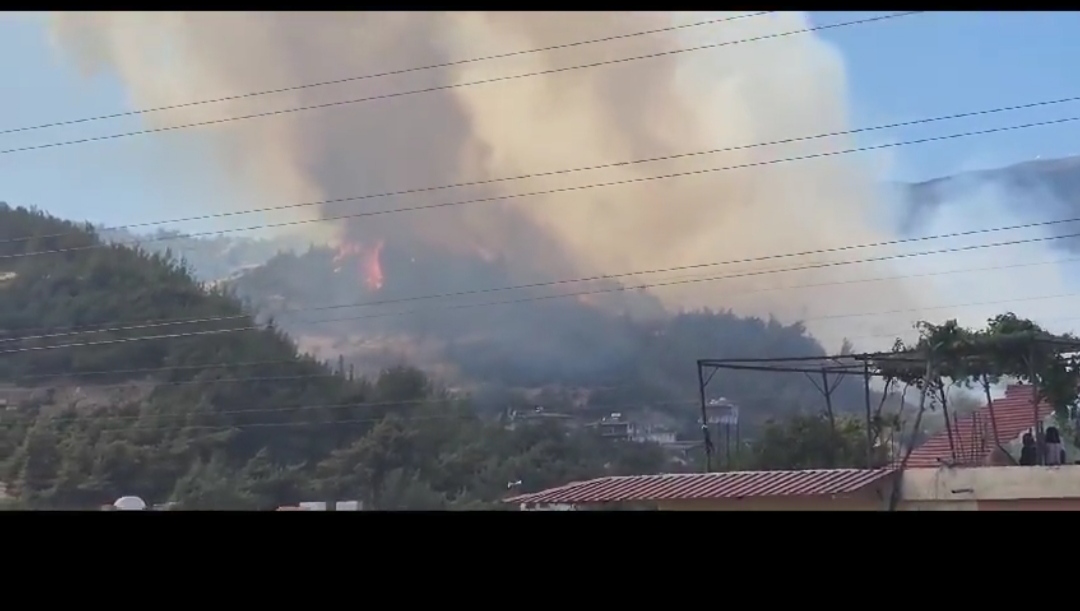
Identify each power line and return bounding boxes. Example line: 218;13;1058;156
11;317;1073;438
10;249;1080;388
12;358;333;383
5;395;706;432
18;396;471;426
847;311;1080;346
0;12;919;158
0;13;773;137
12;386;645;427
5;229;1080;357
4;412;478;433
0;367;616;393
121;235;1080;324
4;110;1077;263
16;75;1073;246
813;291;1080;324
12;285;1080;430
4;213;1080;343
18;283;1080;429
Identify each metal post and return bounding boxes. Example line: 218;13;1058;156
863;359;873;469
725;423;732;470
696;361;713;473
735;419;741;466
820;368;836;468
939;385;956;462
1028;347;1043;465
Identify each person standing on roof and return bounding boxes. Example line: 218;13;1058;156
1044;426;1066;466
1019;432;1038;466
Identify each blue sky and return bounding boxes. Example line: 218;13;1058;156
2;11;1080;231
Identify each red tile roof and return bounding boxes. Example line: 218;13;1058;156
505;468;895;506
903;384;1053;469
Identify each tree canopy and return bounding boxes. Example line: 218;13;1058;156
0;204;672;509
870;313;1080;420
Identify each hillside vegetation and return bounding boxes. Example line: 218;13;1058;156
0;204;671;509
94;155;1080;437
229;246;873;434
0;204;952;510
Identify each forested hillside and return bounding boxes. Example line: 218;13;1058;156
227;245;872;433
87;155;1080;439
0;204;672;509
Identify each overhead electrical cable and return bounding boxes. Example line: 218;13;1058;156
0;12;919;157
14;77;1078;245
15;286;1080;430
4;397;706;431
2;412;480;433
9;249;1080;388
2;214;1080;342
5;230;1080;356
0;12;774;137
3;111;1078;263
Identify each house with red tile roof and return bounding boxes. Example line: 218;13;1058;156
506;385;1080;511
902;383;1057;469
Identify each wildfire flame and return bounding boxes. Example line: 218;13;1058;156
334;239;385;291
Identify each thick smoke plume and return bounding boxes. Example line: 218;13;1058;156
48;11;932;349
892;160;1080;344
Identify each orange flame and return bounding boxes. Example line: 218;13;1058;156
334;239;385;292
364;240;385;291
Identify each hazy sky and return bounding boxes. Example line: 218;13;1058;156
2;11;1079;230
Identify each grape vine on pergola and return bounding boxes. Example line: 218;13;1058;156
695;314;1080;474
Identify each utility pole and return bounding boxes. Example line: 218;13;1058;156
697;362;713;473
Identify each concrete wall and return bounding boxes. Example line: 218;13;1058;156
679;468;1080;511
899;500;978;511
901;465;1080;505
649;481;893;511
556;466;1080;511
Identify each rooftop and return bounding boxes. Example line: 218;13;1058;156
903;384;1053;469
505;385;1063;507
506;468;895;506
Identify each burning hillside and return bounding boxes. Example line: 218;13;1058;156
233;234;665;344
226;242;846;428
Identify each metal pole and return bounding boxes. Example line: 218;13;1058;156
1028;347;1043;465
725;423;732;470
696;361;713;473
735;419;741;466
820;368;836;468
863;359;873;468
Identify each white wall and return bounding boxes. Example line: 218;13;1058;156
902;465;1080;503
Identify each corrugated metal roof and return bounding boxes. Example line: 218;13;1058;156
505;468;895;505
904;384;1053;469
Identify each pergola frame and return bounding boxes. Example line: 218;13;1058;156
696;353;894;472
695;337;1080;473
